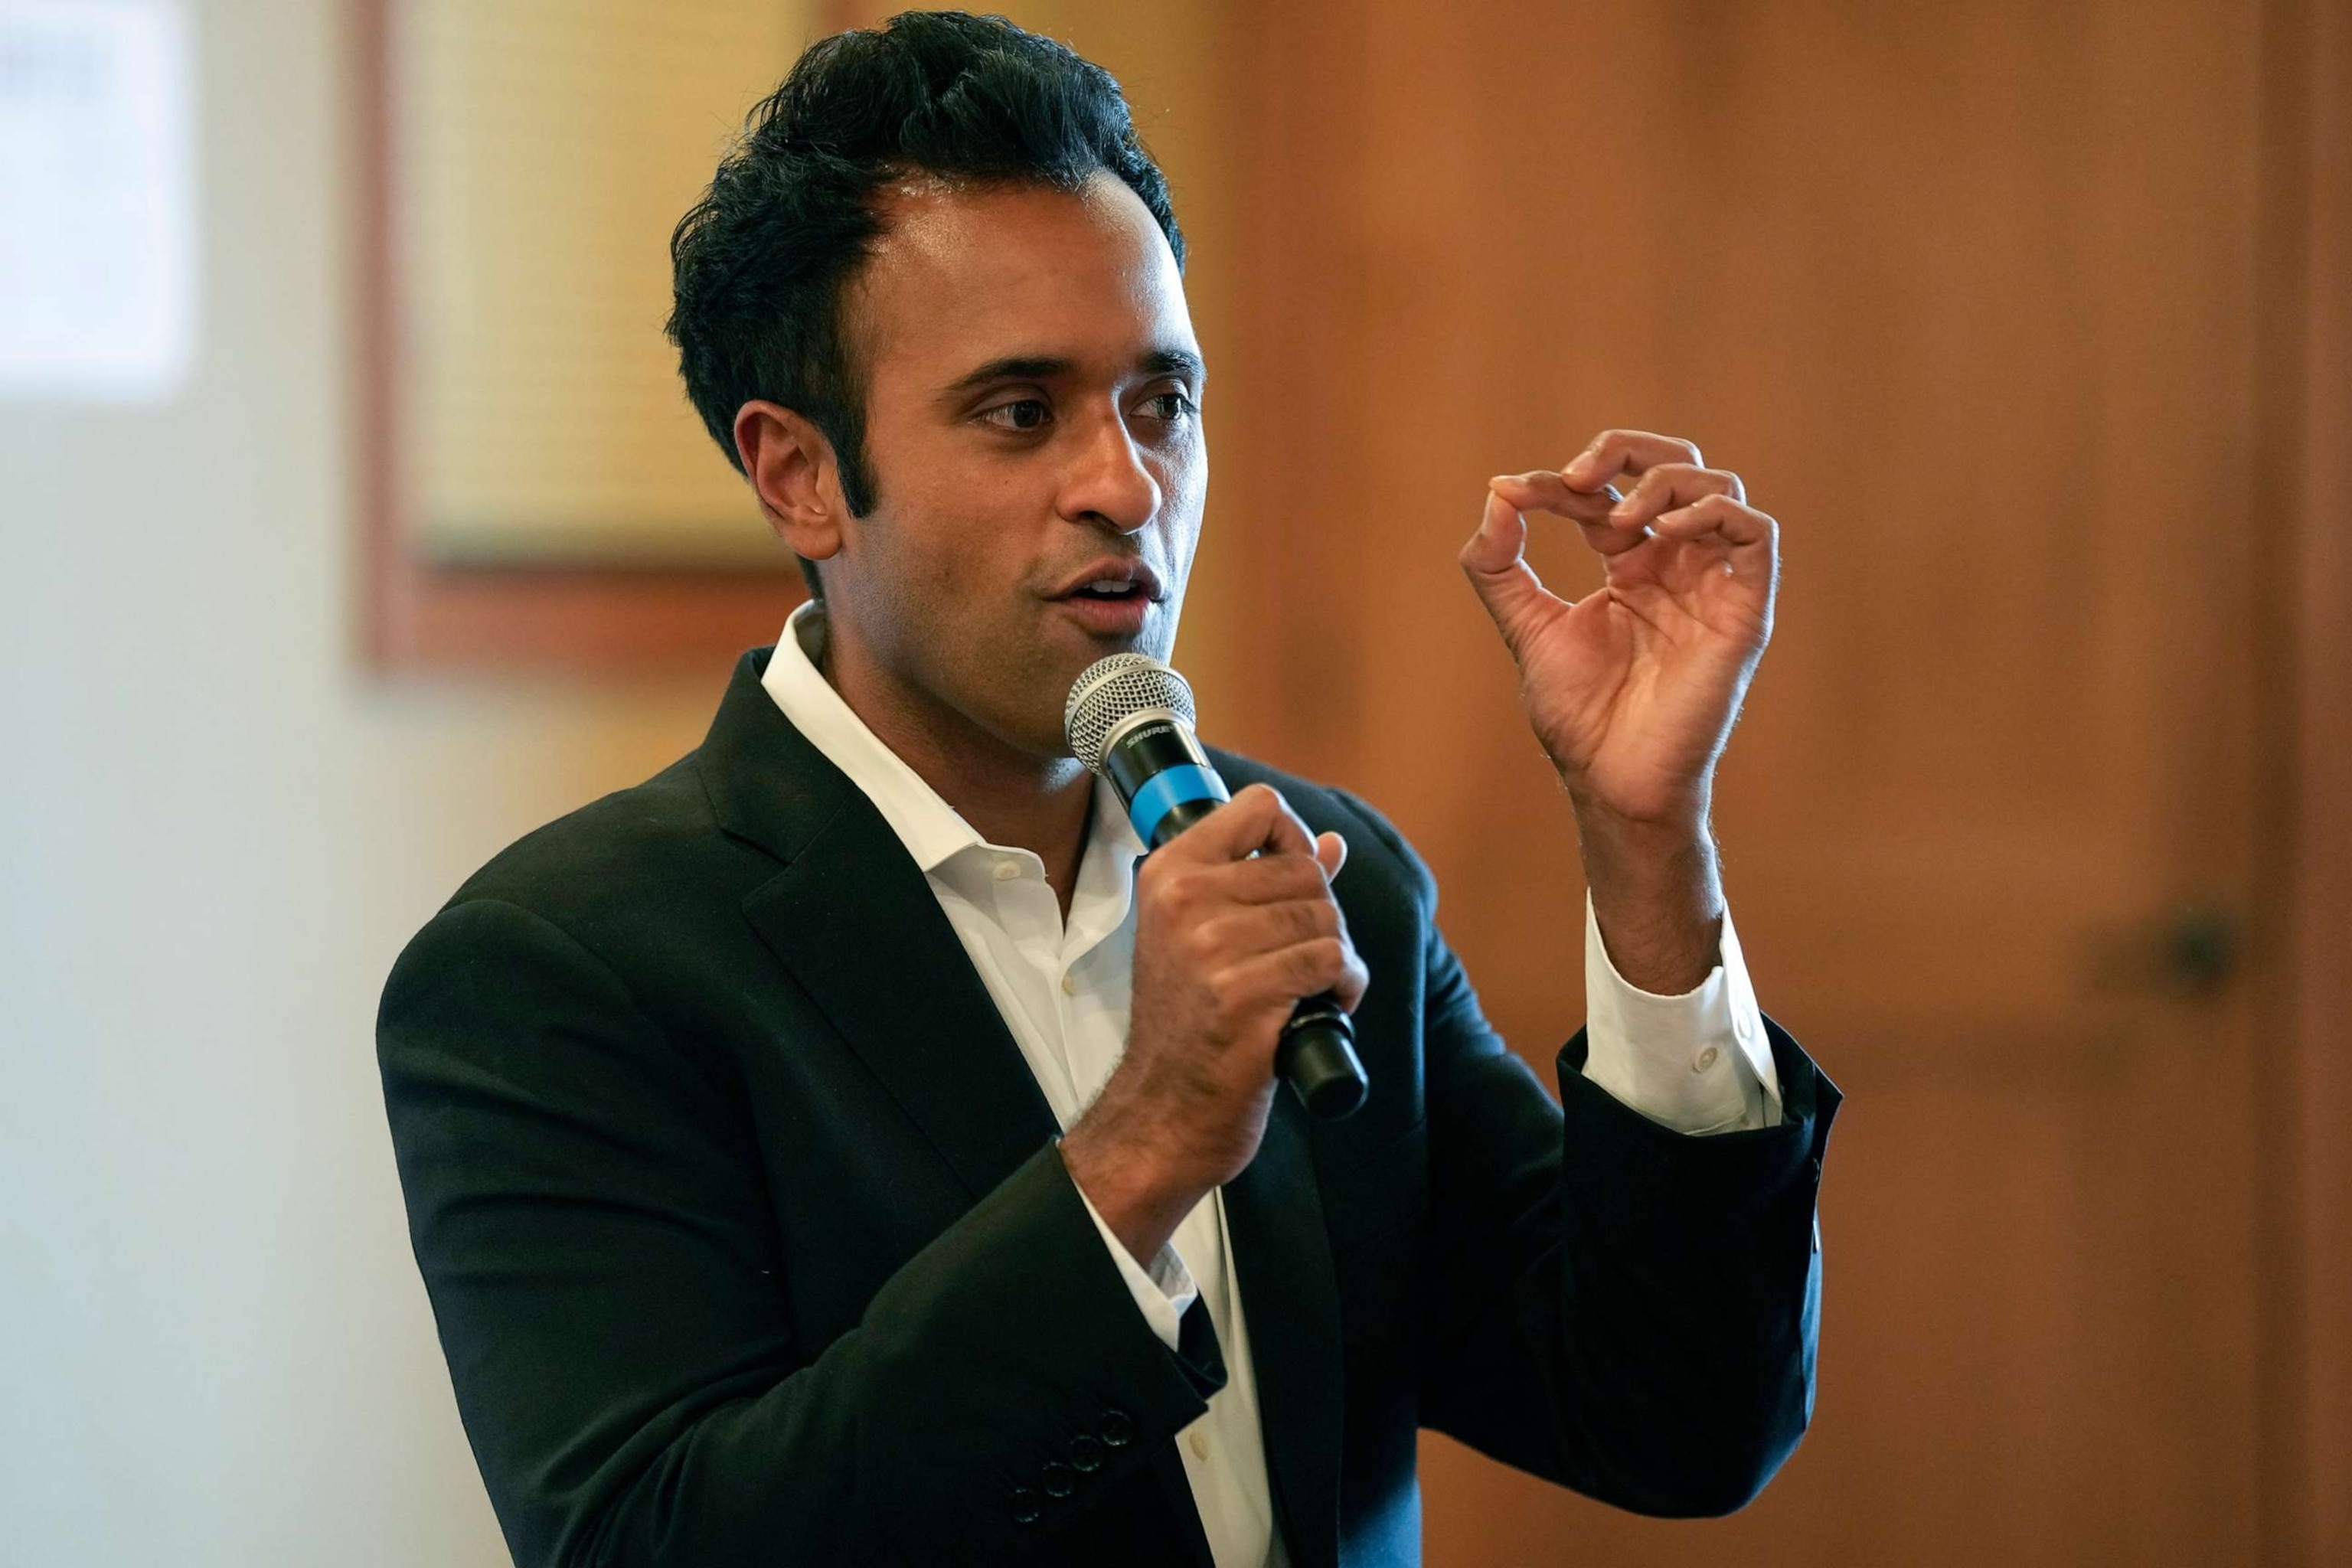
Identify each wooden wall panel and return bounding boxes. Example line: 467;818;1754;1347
1180;2;2316;1564
2261;1;2352;1559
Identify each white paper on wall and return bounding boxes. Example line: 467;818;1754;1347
0;0;197;403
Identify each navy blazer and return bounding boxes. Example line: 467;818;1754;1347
377;647;1841;1566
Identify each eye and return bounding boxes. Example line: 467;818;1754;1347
1138;390;1199;426
978;398;1051;433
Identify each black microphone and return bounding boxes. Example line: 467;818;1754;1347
1065;654;1370;1121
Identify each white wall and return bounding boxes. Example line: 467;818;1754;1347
0;2;731;1560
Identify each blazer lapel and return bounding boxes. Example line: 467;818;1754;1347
699;649;1062;1202
1223;1092;1346;1568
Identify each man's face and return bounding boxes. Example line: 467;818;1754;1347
819;169;1207;760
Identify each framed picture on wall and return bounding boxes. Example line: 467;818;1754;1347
355;0;849;671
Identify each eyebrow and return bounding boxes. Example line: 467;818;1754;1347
937;347;1206;400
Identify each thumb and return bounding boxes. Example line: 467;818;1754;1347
1314;830;1348;880
1459;485;1566;656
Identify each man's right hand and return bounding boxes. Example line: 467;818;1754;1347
1060;783;1366;1265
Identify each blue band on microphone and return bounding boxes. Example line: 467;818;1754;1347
1128;763;1229;845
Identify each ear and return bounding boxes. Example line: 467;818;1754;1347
733;400;848;567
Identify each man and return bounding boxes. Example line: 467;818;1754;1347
377;12;1839;1566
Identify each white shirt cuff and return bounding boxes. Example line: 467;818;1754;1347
1579;887;1782;1133
1069;1162;1199;1351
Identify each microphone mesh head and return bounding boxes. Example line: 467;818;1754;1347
1064;653;1197;775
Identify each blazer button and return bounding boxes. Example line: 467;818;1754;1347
1099;1409;1134;1448
1009;1487;1042;1525
1040;1462;1076;1498
1068;1435;1104;1474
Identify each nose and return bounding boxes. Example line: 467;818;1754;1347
1060;407;1161;536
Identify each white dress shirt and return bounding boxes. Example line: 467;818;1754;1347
760;600;1777;1567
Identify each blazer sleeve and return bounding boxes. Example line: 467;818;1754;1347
1329;789;1841;1517
377;897;1225;1567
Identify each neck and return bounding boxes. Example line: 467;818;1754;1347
816;616;1095;919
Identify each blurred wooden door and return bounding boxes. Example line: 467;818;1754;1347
1178;2;2309;1565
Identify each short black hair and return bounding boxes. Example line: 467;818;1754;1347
665;10;1187;599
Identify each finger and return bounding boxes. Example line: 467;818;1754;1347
1228;936;1368;1014
1331;948;1370;1012
1572;502;1655;560
1485;472;1644;559
1485;469;1620;523
1561;429;1706;492
1259;789;1319;863
1215;850;1338;906
1459;486;1573;652
1171;782;1292;864
1610;462;1747;531
1200;897;1343;961
1651;494;1779;559
1310;933;1372;1013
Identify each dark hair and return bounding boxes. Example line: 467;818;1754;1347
665;10;1187;599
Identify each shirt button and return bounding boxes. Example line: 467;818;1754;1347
1099;1409;1133;1448
1068;1435;1103;1474
1009;1487;1042;1525
1040;1461;1076;1498
1187;1430;1211;1461
993;861;1021;882
1694;1045;1720;1073
1060;972;1076;995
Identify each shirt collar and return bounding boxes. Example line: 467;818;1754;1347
758;599;1146;877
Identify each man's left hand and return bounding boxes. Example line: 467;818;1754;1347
1460;428;1778;831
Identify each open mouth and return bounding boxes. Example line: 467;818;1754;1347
1052;558;1165;606
1066;581;1150;603
1053;573;1157;636
1049;560;1163;635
